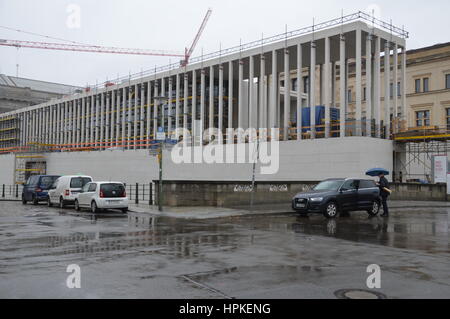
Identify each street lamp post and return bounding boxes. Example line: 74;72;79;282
154;96;169;212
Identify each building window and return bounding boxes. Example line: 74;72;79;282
397;82;401;97
292;78;298;91
446;74;450;89
303;76;309;94
347;90;352;103
363;87;366;101
423;78;429;92
415;79;421;93
416;110;430;127
447;108;450;129
390;83;394;98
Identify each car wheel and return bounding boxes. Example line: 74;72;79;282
121;208;128;214
74;200;80;211
368;201;380;216
22;195;27;205
47;197;53;207
59;197;66;209
32;196;39;206
91;201;98;214
324;202;338;219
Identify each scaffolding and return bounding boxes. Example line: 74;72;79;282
394;126;450;182
13;143;49;185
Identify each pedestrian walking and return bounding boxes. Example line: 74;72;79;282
377;173;392;217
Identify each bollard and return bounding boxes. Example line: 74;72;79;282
15;184;19;198
149;183;153;205
1;184;4;198
135;183;139;204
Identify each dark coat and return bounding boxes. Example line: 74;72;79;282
379;176;390;197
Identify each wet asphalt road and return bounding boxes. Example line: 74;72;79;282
0;201;449;299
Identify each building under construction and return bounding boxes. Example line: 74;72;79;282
0;12;408;185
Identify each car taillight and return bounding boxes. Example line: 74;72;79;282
35;188;42;193
65;190;70;196
122;190;126;198
100;190;105;198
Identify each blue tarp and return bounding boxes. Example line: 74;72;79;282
295;106;340;133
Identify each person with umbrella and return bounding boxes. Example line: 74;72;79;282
366;168;392;217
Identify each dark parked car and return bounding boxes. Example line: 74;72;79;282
292;178;381;218
22;175;60;205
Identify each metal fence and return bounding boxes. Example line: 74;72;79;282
0;183;155;205
124;182;156;205
0;184;23;200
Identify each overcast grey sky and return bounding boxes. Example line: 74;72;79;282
0;0;449;87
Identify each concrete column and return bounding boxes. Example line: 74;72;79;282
310;41;316;139
94;95;99;148
109;90;114;147
260;54;266;131
192;70;197;145
168;78;173;136
76;99;81;146
161;79;165;132
81;97;86;146
106;92;110;148
283;49;290;141
228;62;234;144
55;105;59;145
249;56;255;132
339;35;346;138
43;107;47;145
366;35;373;137
31;110;34;143
374;37;381;138
270;50;278;134
153;81;159;138
401;45;407;127
297;44;303;140
184;73;189;133
355;30;362;136
133;84;138;149
324;37;331;138
64;102;68;145
121;88;126;148
238;59;244;135
384;41;391;138
200;69;206;143
209;66;214;129
175;74;180;132
91;96;95;147
140;84;145;148
100;94;105;150
74;100;79;147
393;43;399;133
218;64;224;138
146;82;152;143
127;87;132;149
116;89;121;146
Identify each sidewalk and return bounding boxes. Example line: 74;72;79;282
128;200;450;219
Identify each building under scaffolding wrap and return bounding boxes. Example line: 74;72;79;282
0;12;408;185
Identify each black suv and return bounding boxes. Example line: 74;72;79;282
292;178;381;218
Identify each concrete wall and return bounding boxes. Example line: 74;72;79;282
155;181;449;207
155;181;316;207
390;183;447;201
0;154;15;185
0;137;393;185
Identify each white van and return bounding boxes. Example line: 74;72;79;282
75;182;129;213
47;175;93;208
